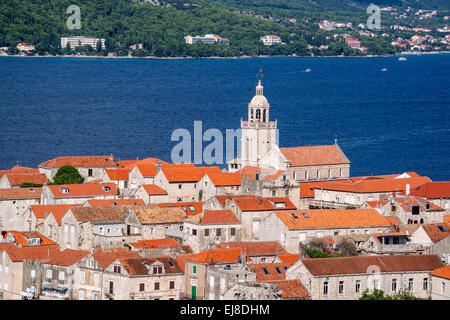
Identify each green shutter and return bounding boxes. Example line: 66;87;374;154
191;285;197;300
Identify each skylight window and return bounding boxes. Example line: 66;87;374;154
181;206;187;211
275;267;282;274
291;213;298;219
262;267;269;275
302;212;310;218
437;226;446;233
188;205;196;211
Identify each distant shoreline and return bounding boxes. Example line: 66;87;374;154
1;51;448;60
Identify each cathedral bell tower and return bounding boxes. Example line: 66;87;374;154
240;80;278;168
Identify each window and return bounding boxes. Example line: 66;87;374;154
4;283;7;291
442;282;445;294
149;228;154;236
80;271;85;283
70;225;75;234
408;278;413;290
299;233;306;242
204;229;209;236
355;280;361;293
31;269;35;278
392;279;397;292
139;283;145;292
5;265;8;274
210;276;214;287
285;189;289;196
94;274;99;286
88;169;93;177
79;290;85;300
169;281;175;289
188;205;196;212
230;228;235;236
220;278;226;290
58;271;65;281
262;267;270;275
178;184;182;189
94;293;99;300
423;278;428;291
193;265;196;274
46;270;52;279
216;228;221;236
323;282;328;295
154;282;160;290
275;267;282;274
338;281;344;295
192;229;197;236
109;281;114;294
113;265;121;274
373;279;379;290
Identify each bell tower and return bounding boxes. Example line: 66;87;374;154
240;80;278;168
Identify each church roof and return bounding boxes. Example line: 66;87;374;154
280;144;350;167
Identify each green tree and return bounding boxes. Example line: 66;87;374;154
52;165;84;185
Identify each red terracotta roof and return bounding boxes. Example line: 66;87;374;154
158;202;202;215
134;205;186;224
320;177;431;193
350;172;421;182
3;173;49;186
104;169;130;180
0;230;56;247
302;254;444;276
30;204;77;220
0;188;42;200
69;206;126;222
85;199;144;206
231;195;296;212
215;241;286;256
161;166;222;182
40;156;116;168
410;181;450;199
249;263;290;281
239;167;284;181
300;180;352;198
48;182;117;198
365;200;389;208
128;238;181;249
92;249;141;270
122;256;183;275
431;266;450;280
277;253;299;265
385;216;402;226
141;184;167;195
422;223;450;242
0;244;60;262
275;209;391;229
45;249;89;266
185;248;249;264
0;166;40;179
270;279;311;299
280;145;349;167
205;172;242;186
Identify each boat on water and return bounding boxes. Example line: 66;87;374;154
381;68;388;71
398;57;407;61
305;68;311;72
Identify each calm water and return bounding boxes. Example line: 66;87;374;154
0;55;449;180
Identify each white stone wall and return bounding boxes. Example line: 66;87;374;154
430;275;450;300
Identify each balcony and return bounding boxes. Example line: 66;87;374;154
241;120;277;129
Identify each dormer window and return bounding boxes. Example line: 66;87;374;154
275;202;285;208
104;186;110;192
291;213;298;219
62;188;69;194
181;206;187;212
302;212;310;218
188;205;196;212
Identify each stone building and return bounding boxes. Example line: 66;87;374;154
312;176;431;209
0;244;60;300
0;188;42;230
286;254;445;300
198;172;242;202
100;253;184;300
181;247;249;300
0;173;49;189
40;183;118;205
41;249;90;299
183;210;242;253
38;155;117;182
135;184;168;204
259;209;392;254
360;232;420;255
215;241;287;264
224;279;311;300
409;181;450;210
430;266;450;300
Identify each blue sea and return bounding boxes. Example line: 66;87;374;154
0;55;449;181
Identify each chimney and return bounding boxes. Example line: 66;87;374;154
156;162;162;174
406;183;410;195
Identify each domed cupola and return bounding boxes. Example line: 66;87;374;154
248;80;270;122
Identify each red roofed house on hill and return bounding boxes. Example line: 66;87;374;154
0;244;60;299
135;184;168;204
41;182;118;205
287;254;444;300
430;265;450;300
0;187;42;230
409;181;450;210
182;247;255;300
312;176;431;209
183;210;242;253
259;209;392;253
38;155;117;182
0;172;49;188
